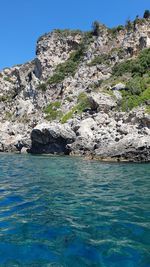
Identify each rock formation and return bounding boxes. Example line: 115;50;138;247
0;15;150;162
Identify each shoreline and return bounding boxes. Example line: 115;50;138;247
0;151;150;164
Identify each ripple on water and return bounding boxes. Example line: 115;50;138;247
0;154;149;266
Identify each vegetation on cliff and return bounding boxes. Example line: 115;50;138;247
112;48;150;110
47;47;85;85
61;93;92;123
47;33;93;86
43;101;62;121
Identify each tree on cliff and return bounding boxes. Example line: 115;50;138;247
92;21;100;36
143;10;150;19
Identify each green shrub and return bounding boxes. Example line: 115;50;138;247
54;29;82;37
47;73;65;85
37;83;47;91
125;20;133;31
77;92;91;111
121;94;140;111
112;59;133;76
3;76;13;83
47;45;85;85
121;91;150;111
44;101;62;121
145;106;150;114
112;48;150;77
143;10;150;19
108;25;124;37
88;54;110;66
126;77;145;95
84;31;94;44
47;60;78;85
119;71;150;111
140;87;150;103
92;21;106;37
61;93;92;123
92;21;101;36
61;106;78;124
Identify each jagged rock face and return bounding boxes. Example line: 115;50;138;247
0;121;31;152
28;108;150;161
29;123;76;154
36;31;82;79
95;135;150;162
0;18;150;161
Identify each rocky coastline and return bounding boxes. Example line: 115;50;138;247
0;17;150;162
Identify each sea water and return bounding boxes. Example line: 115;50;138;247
0;154;149;266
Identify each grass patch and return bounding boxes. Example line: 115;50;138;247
77;92;91;111
61;106;78;124
88;54;110;66
61;93;92;123
44;101;62;121
90;80;104;92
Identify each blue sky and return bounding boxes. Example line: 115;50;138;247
0;0;149;70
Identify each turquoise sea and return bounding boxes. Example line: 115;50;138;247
0;154;149;267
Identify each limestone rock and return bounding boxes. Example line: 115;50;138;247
111;83;126;91
95;134;150;162
0;19;150;162
30;123;76;154
89;93;117;112
76;118;97;139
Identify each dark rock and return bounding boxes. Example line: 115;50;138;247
29;123;76;154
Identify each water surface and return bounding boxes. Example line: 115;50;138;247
0;154;149;266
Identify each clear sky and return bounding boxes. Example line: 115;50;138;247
0;0;149;70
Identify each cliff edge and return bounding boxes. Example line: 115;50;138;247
0;15;150;162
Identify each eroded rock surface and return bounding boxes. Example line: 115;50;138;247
29;123;76;154
0;18;150;161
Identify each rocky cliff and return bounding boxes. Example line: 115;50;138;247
0;16;150;161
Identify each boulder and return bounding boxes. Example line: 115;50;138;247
89;93;116;112
76;118;97;139
67;137;96;156
29;123;76;154
113;90;122;102
95;134;150;162
111;83;126;90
